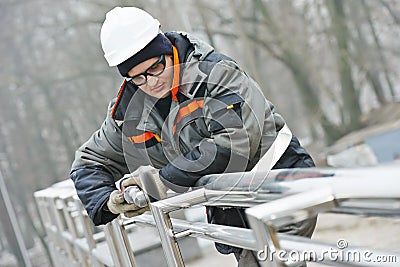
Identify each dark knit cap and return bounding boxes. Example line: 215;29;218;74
117;33;173;77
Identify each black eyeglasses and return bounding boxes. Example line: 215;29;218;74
126;55;166;86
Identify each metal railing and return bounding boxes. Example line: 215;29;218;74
34;165;400;266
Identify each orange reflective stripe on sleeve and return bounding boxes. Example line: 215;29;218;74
175;100;204;124
173;99;205;134
128;132;161;143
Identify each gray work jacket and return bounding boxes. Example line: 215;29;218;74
71;31;299;226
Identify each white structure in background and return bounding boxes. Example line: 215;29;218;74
327;119;400;167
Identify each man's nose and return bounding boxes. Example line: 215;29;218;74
147;76;158;87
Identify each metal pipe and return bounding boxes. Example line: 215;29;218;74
34;165;400;267
129;214;257;250
130;214;400;266
150;203;185;267
104;218;137;267
147;169;400;267
246;188;336;267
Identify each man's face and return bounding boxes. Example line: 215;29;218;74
127;55;173;98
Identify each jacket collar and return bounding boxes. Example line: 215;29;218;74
165;31;214;61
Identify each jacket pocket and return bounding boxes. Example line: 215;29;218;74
208;93;244;133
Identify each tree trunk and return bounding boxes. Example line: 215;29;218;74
326;0;362;131
253;0;343;143
362;0;396;100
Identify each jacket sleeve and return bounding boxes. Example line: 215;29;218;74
70;100;129;225
70;166;118;225
160;60;285;189
160;140;250;190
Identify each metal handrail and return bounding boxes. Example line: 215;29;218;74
130;214;400;266
34;165;400;267
146;165;400;267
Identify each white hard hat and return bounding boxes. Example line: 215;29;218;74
100;7;160;67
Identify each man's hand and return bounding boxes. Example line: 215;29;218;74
120;172;140;188
107;166;168;218
106;190;148;217
121;166;168;200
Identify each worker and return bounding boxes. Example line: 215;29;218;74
71;6;316;266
